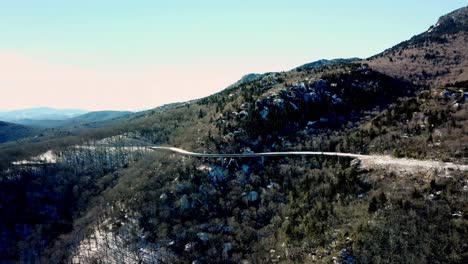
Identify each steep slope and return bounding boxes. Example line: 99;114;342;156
33;64;433;263
2;62;466;263
0;121;37;143
1;63;466;263
367;6;468;87
1;7;468;264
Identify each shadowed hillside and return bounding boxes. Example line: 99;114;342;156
0;121;37;143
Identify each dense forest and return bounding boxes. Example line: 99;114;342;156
1;6;468;263
0;60;466;263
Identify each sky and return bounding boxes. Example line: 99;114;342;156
0;0;466;111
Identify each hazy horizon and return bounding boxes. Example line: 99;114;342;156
0;106;137;113
1;0;466;111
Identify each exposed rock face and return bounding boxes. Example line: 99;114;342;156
245;67;413;142
247;191;259;202
254;78;338;126
430;6;468;36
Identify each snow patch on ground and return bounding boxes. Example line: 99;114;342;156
72;219;173;264
12;150;58;165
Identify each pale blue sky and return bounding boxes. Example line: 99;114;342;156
0;0;466;110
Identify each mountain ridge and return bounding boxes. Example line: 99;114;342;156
11;110;133;128
367;5;468;87
1;6;467;264
0;107;88;122
296;58;360;70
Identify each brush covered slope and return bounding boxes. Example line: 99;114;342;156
0;6;468;264
368;6;468;87
2;62;465;263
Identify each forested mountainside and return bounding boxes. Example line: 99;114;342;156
0;121;38;144
0;110;132;150
1;6;467;264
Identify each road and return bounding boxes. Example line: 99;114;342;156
12;146;468;172
150;147;368;158
150;146;468;172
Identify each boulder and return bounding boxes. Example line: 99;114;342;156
350;159;361;169
185;242;196;252
307;121;317;127
332;94;342;104
247;191;259;202
241;147;254;154
260;108;269;120
440;89;456;99
159;193;168;200
180;195;191;211
311;79;328;91
242;164;251;174
223;243;233;259
197;232;209;243
239;110;249;119
273;98;285;109
267;182;280;189
289;102;299;111
296;82;307;90
278;89;289;98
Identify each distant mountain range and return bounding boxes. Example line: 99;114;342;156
0;107;88;122
12;110;133;128
0;108;133;143
0;108;132;129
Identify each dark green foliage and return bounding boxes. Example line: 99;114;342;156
0;54;466;263
0;121;37;144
